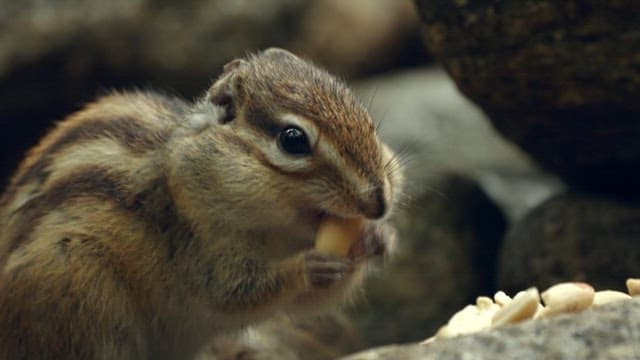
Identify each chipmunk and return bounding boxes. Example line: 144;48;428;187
0;48;402;360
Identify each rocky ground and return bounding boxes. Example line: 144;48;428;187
344;298;640;360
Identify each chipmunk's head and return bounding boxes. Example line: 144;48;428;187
171;48;402;238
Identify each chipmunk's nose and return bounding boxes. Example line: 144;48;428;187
359;185;387;219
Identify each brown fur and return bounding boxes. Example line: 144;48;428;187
0;48;402;359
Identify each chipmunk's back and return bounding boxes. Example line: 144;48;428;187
0;92;194;359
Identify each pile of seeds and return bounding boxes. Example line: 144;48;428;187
423;278;640;343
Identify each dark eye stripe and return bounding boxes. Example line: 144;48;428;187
244;106;280;138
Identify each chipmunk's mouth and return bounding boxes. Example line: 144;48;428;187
300;208;387;260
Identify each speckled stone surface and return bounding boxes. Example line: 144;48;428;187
343;297;640;359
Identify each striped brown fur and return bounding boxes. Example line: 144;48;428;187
13;117;169;187
11;94;178;187
7;167;129;254
0;48;402;359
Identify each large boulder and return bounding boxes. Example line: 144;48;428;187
414;0;640;201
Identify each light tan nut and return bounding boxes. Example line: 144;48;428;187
627;278;640;296
538;282;594;318
424;279;639;344
533;304;546;319
433;324;455;339
493;291;512;307
476;296;494;311
423;298;500;343
438;301;500;338
593;290;632;307
315;216;364;257
491;288;540;326
420;335;437;345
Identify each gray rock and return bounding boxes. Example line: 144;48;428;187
356;68;533;182
499;193;640;293
343;298;640;359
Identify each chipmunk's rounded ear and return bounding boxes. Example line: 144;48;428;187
208;58;247;124
261;48;299;62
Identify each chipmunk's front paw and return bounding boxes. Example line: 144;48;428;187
303;250;354;288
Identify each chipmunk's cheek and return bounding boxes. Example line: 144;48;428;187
299;208;325;230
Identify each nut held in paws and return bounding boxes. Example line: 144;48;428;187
315;216;364;257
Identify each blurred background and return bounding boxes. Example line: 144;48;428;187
2;1;640;359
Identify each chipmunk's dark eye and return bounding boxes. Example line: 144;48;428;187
278;126;311;155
